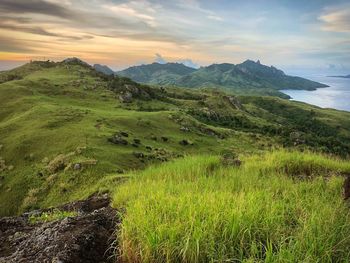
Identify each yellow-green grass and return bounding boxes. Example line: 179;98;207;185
113;151;350;262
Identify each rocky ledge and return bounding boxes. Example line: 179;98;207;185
0;194;118;263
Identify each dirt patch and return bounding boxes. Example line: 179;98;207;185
0;194;118;263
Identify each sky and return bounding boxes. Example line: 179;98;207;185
0;0;350;74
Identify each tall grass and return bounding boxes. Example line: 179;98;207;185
113;151;350;262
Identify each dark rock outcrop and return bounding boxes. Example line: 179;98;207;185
0;194;117;263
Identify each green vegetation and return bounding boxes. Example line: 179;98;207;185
28;209;77;224
0;59;350;216
1;59;350;262
117;60;328;98
113;151;350;262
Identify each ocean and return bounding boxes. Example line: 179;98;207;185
282;76;350;112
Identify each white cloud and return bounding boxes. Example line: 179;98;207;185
319;4;350;32
103;1;157;27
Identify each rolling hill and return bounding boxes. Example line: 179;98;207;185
0;58;349;217
118;60;328;98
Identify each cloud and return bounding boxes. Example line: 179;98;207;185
0;36;37;53
0;18;93;40
104;2;157;27
154;53;167;64
153;53;199;68
0;0;74;19
319;4;350;32
177;58;199;68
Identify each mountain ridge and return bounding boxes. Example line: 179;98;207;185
117;60;328;98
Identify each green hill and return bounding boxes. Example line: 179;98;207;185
117;62;196;85
118;60;328;98
0;59;349;218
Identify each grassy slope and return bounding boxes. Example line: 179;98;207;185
1;61;350;218
113;151;350;263
0;62;263;215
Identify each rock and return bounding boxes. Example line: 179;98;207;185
161;136;168;142
119;91;133;103
0;194;117;263
119;131;129;137
180;126;190;132
73;163;81;170
133;139;141;144
7;165;14;171
179;139;193;146
108;136;128;145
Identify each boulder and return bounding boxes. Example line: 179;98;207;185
133;138;141;144
73;163;82;170
108;136;128;145
118;91;133;103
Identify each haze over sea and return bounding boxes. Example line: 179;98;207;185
282;76;350;112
